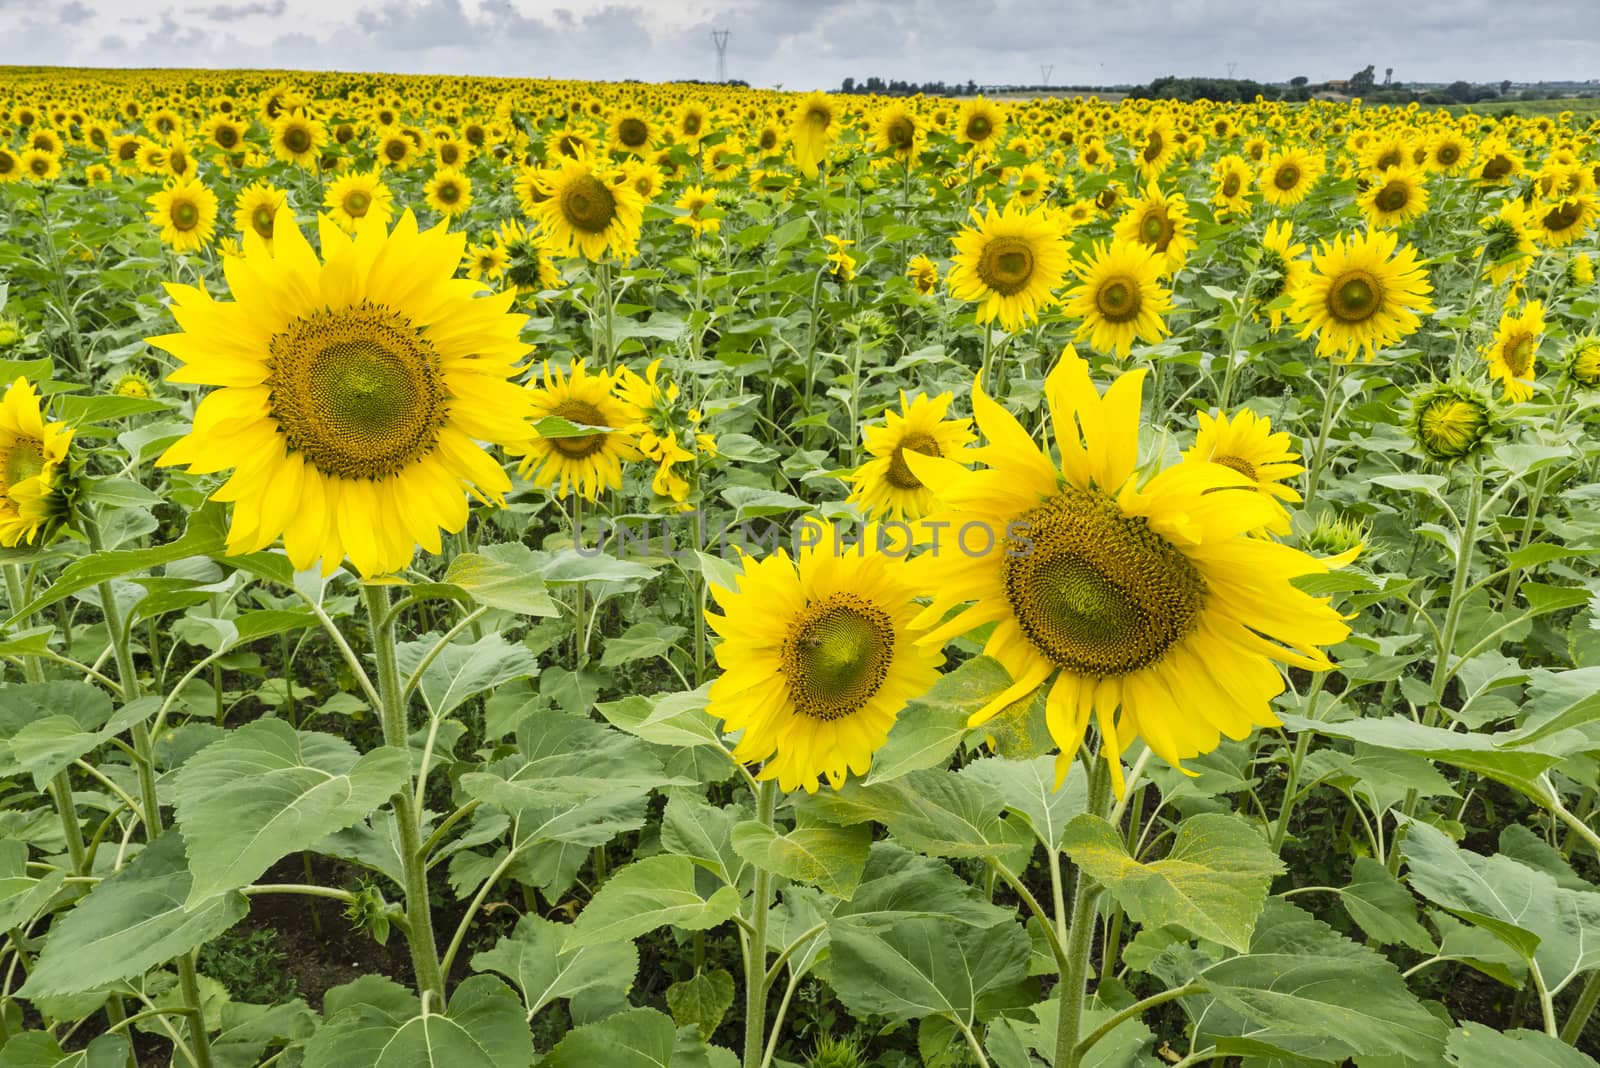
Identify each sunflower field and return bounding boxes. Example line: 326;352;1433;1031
1;67;1599;1068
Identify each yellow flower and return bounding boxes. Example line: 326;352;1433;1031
1259;146;1323;208
790;92;839;177
270;111;325;168
956;97;1006;152
1289;229;1433;362
1182;408;1304;534
1113;181;1195;275
324;171;393;233
1479;199;1537;287
947;200;1071;332
845;391;976;521
234;180;288;246
906;254;939;295
147;176;220;254
533;154;645;262
512;360;641;501
1482;299;1545;402
423;166;472;217
1211;154;1254;216
1063;239;1173;359
673;185;720;237
151;207;533;577
1357;164;1429;229
1256;220;1310;331
825;235;857;281
0;378;74;547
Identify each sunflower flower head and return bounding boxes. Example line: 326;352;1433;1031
844;391;976;522
1407;381;1496;464
948;200;1071;332
1289;229;1433;363
1482;299;1546;402
0;377;75;548
511;360;641;501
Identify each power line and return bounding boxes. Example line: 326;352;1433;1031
711;30;730;83
1040;64;1053;87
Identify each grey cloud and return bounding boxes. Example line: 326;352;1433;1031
57;0;95;23
192;0;289;18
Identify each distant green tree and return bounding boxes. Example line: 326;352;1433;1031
1349;64;1377;93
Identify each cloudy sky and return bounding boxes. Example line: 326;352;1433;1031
1;0;1595;91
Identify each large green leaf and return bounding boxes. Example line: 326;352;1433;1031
541;1006;735;1068
863;656;1013;783
802;767;1026;859
170;718;411;903
0;839;65;932
397;633;539;719
18;832;248;998
0;1033;132;1068
731;819;870;899
472;914;638;1022
835;844;1015;931
960;754;1088;851
1339;856;1436;952
596;687;724;750
442;544;560;617
660;795;749;887
828;914;1033;1030
1400;820;1600;992
564;855;740;950
1063;812;1282;953
302;974;532;1068
1445;1023;1600;1067
666;969;735;1040
1192;900;1448;1062
0;683;154;789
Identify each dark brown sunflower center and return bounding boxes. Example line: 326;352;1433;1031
344;190;370;216
781;594;896;721
617;118;648;146
1139;209;1172;250
1504;333;1537;377
283;126;311;154
251;205;274;238
439;144;460;165
1003;489;1207;677
966;116;992;140
216;126;238;147
118;140;139;161
759;129;778;151
1543;202;1581;232
1221;173;1241;198
266;301;447;481
1215;454;1257;481
1482;155;1512;180
1437;144;1460;165
1377;150;1402;171
1095;275;1142;324
1142;132;1164;162
384;139;407;161
560;174;617;234
436;180;461;204
885;432;941;490
1327;270;1382;323
682;114;701;135
1273;164;1301;190
29;156;50;176
171;200;200;230
1376;181;1410;213
547;399;611;458
886;118;914;148
976;236;1036;296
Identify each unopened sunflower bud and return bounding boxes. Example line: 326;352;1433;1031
1408;382;1494;463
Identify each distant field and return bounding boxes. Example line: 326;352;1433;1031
1445;95;1600;118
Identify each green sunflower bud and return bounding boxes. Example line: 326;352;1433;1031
1567;337;1600;389
808;1036;867;1068
1408;382;1495;464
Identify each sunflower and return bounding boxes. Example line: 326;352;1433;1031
1472;138;1523;186
673;100;712;145
202;115;247;154
824;235;857;282
324;170;393;232
151;207;534;578
494;220;566;297
234;180;288;246
1408;382;1495;464
947;199;1071;332
511;360;641;501
108;134;142;170
791;92;839;178
534;154;645;262
1357;163;1429;229
1533;194;1598;248
432;136;470;169
706;520;944;793
1478;199;1537;286
906;254;939;295
1426;131;1471;173
111;372;153;399
271;111;325;168
1255;220;1310;331
148;176;220;254
0;378;74;548
1566;337;1600;389
1259;146;1323;207
845;391;976;521
20;149;60;183
1362;135;1411;175
1113;181;1195;275
462;241;507;283
1134;117;1179;179
608;111;655;156
0;148;18;184
376;128;416;170
1482;299;1545;402
1063;238;1173;359
423;166;473;217
1182;408;1304;534
873;105;921;161
1289;229;1433;362
673;185;720;237
1211;154;1254;216
956;97;1005;152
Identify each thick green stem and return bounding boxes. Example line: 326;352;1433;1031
1056;756;1113;1068
1430;464;1484;706
1303;360;1345;507
362;584;448;1006
1560;969;1600;1045
743;778;778;1068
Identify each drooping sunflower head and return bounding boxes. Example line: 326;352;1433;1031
791;91;840;177
845;390;976;522
0;377;75;548
494;220;566;297
1255;220;1309;330
512;359;642;501
1063;238;1174;360
706;520;944;793
1473;139;1523;186
1289;228;1433;362
1565;337;1600;389
1479;198;1537;286
151;206;534;577
1407;381;1495;463
947;199;1072;333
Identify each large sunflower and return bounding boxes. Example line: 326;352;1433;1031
845;391;976;522
324;170;394;233
1113;181;1195;275
0;378;73;548
947;199;1071;332
511;360;641;500
423;166;472;217
534;154;645;262
1182;408;1304;534
1357;164;1429;229
904;352;1353;792
956;97;1006;152
1259;146;1323;208
1288;229;1433;362
706;521;944;793
1483;299;1545;402
147;176;219;254
270;111;325;168
1534;194;1598;248
873;104;922;161
152;207;533;578
1063;239;1173;359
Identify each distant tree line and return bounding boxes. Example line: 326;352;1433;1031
839;77;980;96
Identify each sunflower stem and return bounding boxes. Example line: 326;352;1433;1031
742;778;778;1068
82;514;216;1068
1561;968;1600;1045
1217;271;1257;411
1055;754;1112;1068
361;583;449;1008
1303;359;1345;507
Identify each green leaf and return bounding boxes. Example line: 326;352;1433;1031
398;633;540;719
1193;900;1448;1062
0;1033;133;1068
1063;812;1282;953
6;502;227;622
834;843;1015;931
540;1006;676;1068
666;969;735;1040
443;544;560;617
596;687;725;750
661;795;748;886
1446;1023;1600;1067
18;831;248;998
0;682;154;790
211;999;318;1068
600;622;688;669
960;754;1087;851
828;914;1032;1029
564;855;740;950
0;840;64;932
863;656;1014;783
472;913;637;1022
731;820;870;899
170;719;411;903
302;974;532;1068
801;768;1022;859
1400;820;1600;991
1340;856;1436;952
